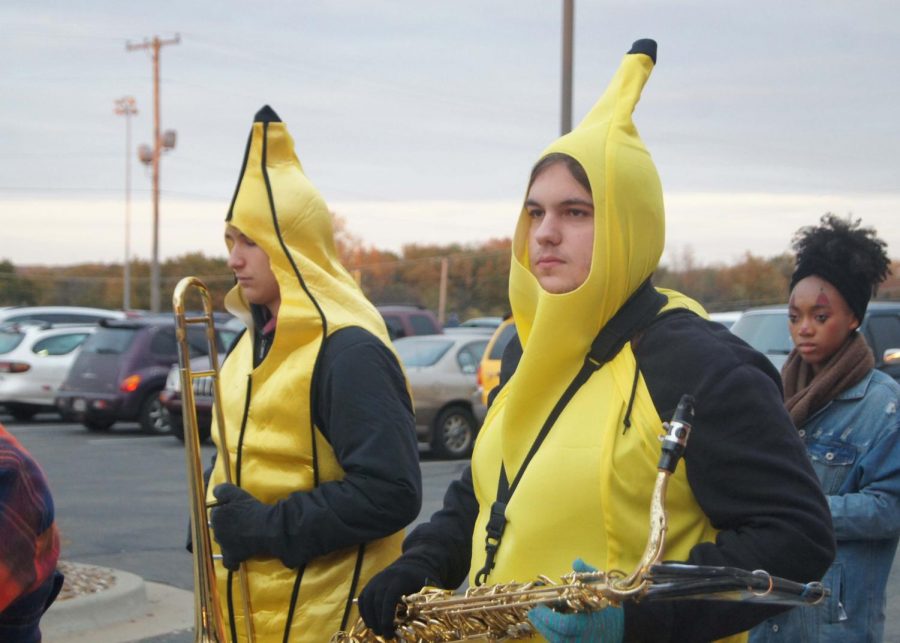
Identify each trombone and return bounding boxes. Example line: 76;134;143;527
173;277;255;643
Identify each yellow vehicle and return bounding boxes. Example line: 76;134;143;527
476;317;517;407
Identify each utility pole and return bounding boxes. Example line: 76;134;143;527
437;257;449;324
127;34;180;312
561;0;575;135
114;96;137;310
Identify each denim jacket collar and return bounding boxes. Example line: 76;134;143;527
833;369;876;403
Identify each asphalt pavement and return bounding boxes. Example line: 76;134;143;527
5;413;900;642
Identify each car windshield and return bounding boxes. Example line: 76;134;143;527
0;330;24;354
731;312;792;355
81;327;138;355
395;338;453;367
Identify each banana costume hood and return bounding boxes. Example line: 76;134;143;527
470;39;734;638
208;106;403;642
223;105;389;343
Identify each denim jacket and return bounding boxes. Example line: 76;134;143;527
750;368;900;643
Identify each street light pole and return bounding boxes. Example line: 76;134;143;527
114;96;138;310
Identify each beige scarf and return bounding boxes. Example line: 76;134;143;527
782;332;874;428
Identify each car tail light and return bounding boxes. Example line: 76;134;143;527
476;364;483;387
0;361;30;373
120;374;141;392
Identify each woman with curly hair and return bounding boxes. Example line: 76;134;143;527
751;214;900;643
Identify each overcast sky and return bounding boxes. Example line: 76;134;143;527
2;1;899;268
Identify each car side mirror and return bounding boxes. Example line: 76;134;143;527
883;348;900;365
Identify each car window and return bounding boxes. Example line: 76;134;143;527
32;333;90;356
81;327;137;355
0;331;25;354
457;341;489;374
150;328;179;356
217;329;238;352
395;338;453;367
183;327;214;358
410;314;438;335
382;315;405;340
731;312;792;355
488;323;517;359
866;314;900;361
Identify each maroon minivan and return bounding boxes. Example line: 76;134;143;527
55;315;237;434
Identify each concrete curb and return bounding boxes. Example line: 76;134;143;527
42;563;148;637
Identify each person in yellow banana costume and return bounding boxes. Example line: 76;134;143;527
357;39;835;642
206;105;422;642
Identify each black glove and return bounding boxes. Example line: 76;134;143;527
210;483;275;571
358;562;435;638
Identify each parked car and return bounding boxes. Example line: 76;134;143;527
159;355;219;442
709;310;743;330
394;333;489;459
731;302;900;379
159;316;245;442
444;325;496;336
0;322;96;420
476;317;518;406
458;316;503;330
55;314;238;434
0;306;126;326
378;305;442;340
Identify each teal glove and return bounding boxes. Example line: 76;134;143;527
528;559;624;643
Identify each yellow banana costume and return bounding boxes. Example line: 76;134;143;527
469;40;743;642
207;106;406;642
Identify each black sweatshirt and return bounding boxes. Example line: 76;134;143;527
396;310;835;642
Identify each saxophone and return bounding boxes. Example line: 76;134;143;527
331;396;696;643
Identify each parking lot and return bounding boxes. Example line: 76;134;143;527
4;411;900;642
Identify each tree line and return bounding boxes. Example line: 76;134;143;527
2;214;899;317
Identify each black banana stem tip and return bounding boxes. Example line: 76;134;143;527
628;39;657;64
254;104;282;123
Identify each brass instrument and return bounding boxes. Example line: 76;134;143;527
331;396;694;642
174;277;255;643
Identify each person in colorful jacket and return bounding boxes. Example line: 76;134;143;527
356;39;835;643
205;105;422;642
749;215;900;643
0;422;63;643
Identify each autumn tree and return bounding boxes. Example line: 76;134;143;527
0;260;37;306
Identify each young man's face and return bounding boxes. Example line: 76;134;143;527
225;224;281;316
788;275;859;373
526;162;595;294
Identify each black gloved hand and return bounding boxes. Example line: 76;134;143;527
358;562;434;638
210;483;274;571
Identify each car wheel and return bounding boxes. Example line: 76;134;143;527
431;405;476;460
5;403;39;422
139;394;170;435
83;419;113;432
169;410;186;442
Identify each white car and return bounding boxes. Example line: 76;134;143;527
0;323;97;420
0;306;126;326
709;310;743;330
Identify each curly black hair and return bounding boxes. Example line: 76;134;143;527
790;213;891;320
